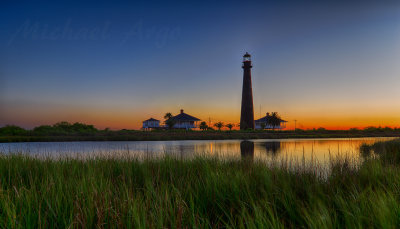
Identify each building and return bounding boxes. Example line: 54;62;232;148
255;113;287;130
142;118;160;130
171;109;200;130
240;52;255;130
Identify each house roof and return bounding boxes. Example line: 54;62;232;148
143;118;160;122
171;110;200;121
255;115;287;123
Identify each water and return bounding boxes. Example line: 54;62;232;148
0;137;394;163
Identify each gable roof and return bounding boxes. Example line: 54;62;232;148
255;115;287;123
171;111;200;121
143;118;160;122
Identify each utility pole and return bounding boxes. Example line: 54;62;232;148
294;119;297;131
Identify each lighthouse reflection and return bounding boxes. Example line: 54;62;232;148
240;141;282;160
240;141;254;160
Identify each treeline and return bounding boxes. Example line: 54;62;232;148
0;122;99;136
1;122;400;142
295;126;400;132
1;122;400;137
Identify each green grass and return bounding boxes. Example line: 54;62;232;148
2;129;400;142
1;140;400;228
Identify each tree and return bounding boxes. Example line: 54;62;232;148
33;125;54;135
214;122;224;131
260;122;266;130
164;113;173;120
70;122;97;133
0;125;27;136
199;121;208;131
32;122;98;135
226;123;234;131
268;112;281;131
164;112;176;129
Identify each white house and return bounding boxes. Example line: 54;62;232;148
255;113;287;130
142;118;160;130
171;109;200;130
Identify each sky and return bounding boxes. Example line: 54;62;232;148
0;0;399;130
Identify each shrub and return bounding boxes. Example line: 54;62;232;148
0;125;27;136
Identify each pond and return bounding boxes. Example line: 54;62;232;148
0;137;395;165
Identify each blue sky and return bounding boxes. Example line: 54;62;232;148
1;0;399;129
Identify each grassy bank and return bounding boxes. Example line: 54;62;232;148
2;128;400;143
1;139;400;228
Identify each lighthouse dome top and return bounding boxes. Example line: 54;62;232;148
243;52;251;62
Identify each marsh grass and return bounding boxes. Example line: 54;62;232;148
0;140;400;228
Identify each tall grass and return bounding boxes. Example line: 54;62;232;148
0;140;400;228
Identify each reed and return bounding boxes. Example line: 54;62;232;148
0;140;400;228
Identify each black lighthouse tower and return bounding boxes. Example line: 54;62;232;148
240;52;255;130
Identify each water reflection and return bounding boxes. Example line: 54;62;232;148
163;144;195;158
240;141;254;160
263;141;281;155
0;138;396;170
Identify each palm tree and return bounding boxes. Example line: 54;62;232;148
226;123;234;131
199;121;208;131
214;122;224;131
268;112;281;131
164;112;175;129
164;113;173;120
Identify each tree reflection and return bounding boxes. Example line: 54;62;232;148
264;141;281;155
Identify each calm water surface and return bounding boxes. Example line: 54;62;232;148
0;138;395;164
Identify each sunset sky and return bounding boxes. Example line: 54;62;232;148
1;0;400;130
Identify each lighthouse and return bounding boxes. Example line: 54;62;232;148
240;52;255;130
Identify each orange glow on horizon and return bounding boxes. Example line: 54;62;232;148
1;100;399;130
3;110;399;131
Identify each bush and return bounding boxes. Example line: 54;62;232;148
32;122;98;135
0;125;27;136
